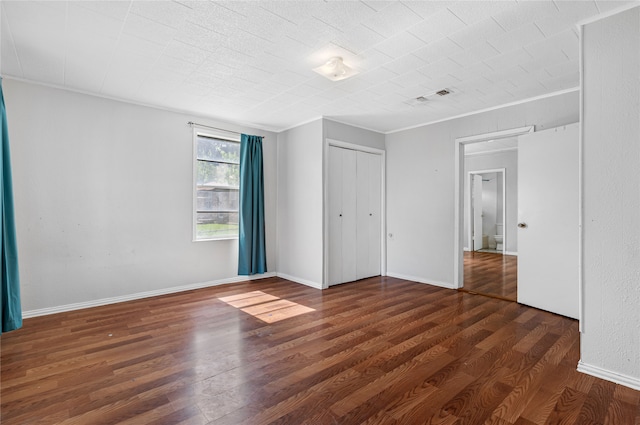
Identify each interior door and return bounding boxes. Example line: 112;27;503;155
472;174;483;251
356;151;381;280
517;123;579;319
328;146;357;286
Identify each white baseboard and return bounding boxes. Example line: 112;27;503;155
276;273;323;290
23;272;277;318
463;247;471;252
577;361;640;391
504;251;518;256
386;272;456;290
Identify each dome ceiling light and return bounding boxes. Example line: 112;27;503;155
313;57;358;82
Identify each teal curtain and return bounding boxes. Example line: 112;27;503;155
238;134;267;275
1;78;22;334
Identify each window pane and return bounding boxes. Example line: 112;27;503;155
197;136;240;163
197;188;239;212
196;212;239;239
197;161;239;187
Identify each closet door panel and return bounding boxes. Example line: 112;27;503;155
341;149;358;283
356;151;382;279
328;146;343;286
328;146;381;286
356;151;371;280
367;153;382;278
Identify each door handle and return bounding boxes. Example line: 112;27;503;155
518;222;527;228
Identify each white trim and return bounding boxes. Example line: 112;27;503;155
577;361;640;391
454;137;464;288
457;126;534;144
22;273;277;318
276;273;323;290
454;126;535;289
323;117;385;135
323;139;387;289
326;138;386;155
190;124;242;142
504;251;518;256
464;147;518;157
386;88;578;135
386;272;456;290
576;3;639;28
2;75;279;133
578;22;585;333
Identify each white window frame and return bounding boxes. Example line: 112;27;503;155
192;127;241;241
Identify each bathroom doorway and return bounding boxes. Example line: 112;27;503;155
468;169;506;254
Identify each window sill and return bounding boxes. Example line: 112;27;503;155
194;236;239;242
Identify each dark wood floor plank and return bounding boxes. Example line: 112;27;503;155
2;276;639;425
464;251;518;301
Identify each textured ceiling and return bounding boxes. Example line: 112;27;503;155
0;1;632;133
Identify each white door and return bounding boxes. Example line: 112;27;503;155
329;146;382;286
472;174;483;251
328;146;357;286
518;123;579;319
356;151;382;279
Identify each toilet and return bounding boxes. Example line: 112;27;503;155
494;224;504;251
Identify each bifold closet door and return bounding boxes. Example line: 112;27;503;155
328;146;357;286
356;151;381;280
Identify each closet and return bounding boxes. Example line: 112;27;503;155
328;145;382;286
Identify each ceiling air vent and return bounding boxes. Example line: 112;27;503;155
406;89;452;106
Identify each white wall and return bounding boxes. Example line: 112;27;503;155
4;79;277;313
385;91;579;288
464;151;518;253
275;117;385;289
276;119;324;288
324;119;385;150
580;6;640;389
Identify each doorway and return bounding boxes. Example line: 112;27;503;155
468;169;506;254
454;124;580;318
464;168;515;300
465;160;515;300
454;126;534;300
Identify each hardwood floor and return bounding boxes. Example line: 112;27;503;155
463;251;518;302
2;277;639;424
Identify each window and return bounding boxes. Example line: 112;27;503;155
194;133;240;240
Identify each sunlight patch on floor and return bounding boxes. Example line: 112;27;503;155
218;291;315;323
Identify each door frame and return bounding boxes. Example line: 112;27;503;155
323;139;386;289
453;126;534;288
467;169;506;253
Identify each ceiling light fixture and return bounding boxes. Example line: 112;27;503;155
313;56;358;81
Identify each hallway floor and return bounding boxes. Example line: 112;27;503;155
463;251;517;301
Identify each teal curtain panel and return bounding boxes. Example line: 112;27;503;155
1;78;23;334
238;134;267;275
